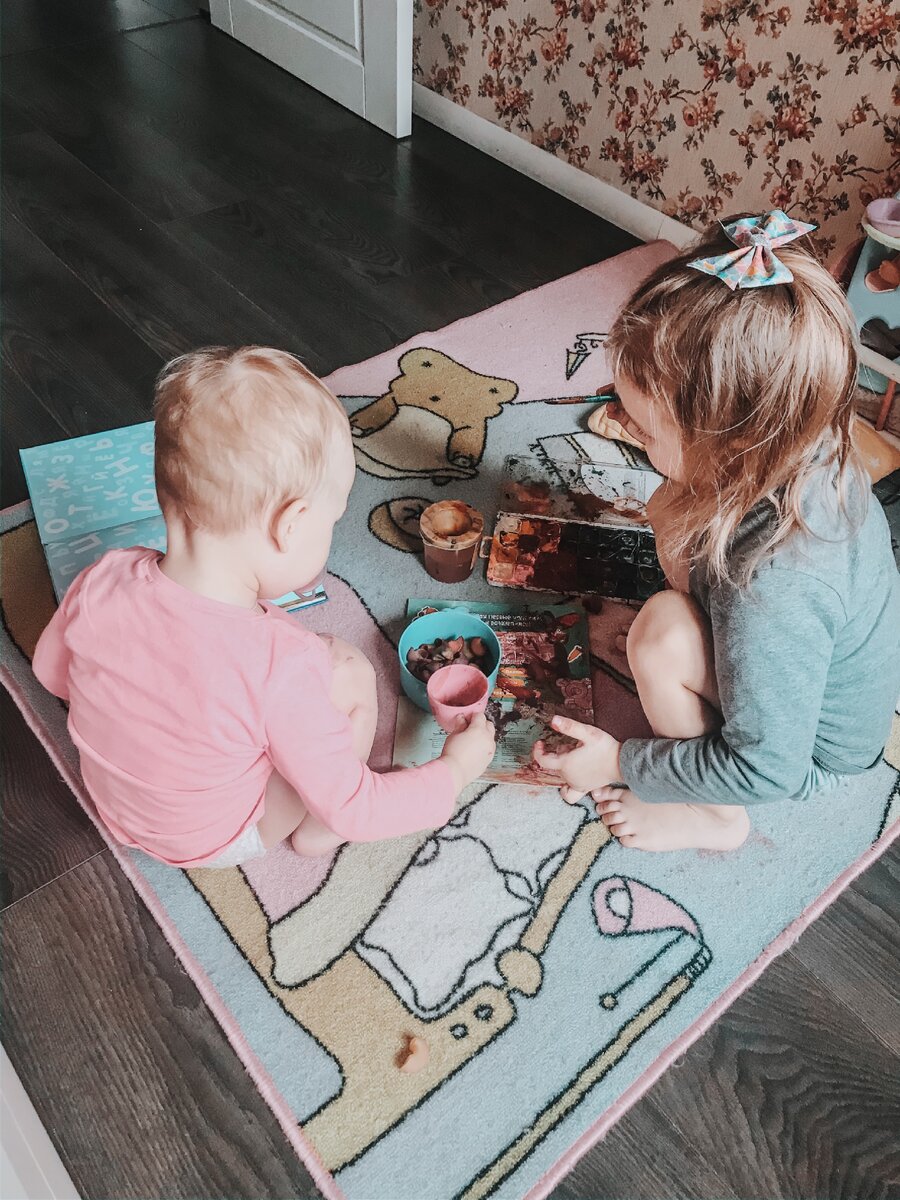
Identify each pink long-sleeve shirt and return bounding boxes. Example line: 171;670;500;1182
32;548;455;867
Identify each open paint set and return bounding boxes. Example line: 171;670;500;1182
488;440;667;602
417;438;667;603
486;512;663;601
398;435;665;782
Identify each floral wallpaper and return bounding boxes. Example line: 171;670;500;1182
413;0;898;255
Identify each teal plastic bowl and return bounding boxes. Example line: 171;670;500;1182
398;611;502;713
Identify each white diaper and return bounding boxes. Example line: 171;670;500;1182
204;822;266;868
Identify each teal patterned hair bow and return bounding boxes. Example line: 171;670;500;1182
688;210;818;290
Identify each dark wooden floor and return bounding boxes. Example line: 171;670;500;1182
2;6;898;1198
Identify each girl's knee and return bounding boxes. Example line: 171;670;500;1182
626;591;706;675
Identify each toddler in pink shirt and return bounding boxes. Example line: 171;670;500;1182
33;347;495;868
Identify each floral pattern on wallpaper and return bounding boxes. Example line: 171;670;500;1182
413;0;898;254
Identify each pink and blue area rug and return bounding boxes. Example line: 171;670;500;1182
2;241;898;1200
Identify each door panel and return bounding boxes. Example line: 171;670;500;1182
209;0;410;138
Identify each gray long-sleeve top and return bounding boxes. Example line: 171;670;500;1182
620;466;900;806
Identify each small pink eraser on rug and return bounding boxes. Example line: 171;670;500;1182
426;664;489;733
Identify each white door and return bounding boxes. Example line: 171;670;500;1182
209;0;411;138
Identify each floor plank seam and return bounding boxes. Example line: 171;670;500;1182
1;16;199;61
1;847;107;915
124;13;204;36
7;135;300;362
121;18;250;85
780;947;900;1060
1;342;74;440
1;233;142;440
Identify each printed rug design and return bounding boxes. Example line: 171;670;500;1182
2;241;898;1200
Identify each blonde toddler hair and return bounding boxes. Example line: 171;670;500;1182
604;217;864;585
153;346;349;533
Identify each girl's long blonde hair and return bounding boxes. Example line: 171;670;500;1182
604;217;865;586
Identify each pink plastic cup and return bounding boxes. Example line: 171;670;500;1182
426;664;490;734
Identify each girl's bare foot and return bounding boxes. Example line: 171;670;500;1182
593;786;749;852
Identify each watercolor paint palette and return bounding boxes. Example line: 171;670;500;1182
486;513;664;602
484;447;667;602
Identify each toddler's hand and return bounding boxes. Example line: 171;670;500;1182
532;715;622;803
441;713;496;792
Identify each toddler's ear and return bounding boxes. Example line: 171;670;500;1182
270;497;308;553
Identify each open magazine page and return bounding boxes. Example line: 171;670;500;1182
501;452;660;527
393;598;593;787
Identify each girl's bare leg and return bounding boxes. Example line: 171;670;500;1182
257;636;379;856
594;590;749;852
629;589;721;739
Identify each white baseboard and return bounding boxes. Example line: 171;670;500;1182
412;82;695;249
1;1048;79;1200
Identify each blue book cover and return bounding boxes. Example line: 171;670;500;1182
22;422;158;545
20;423;326;612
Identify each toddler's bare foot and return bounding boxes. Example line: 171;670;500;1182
593;786;749;852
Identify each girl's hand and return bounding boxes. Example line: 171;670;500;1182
532;716;622;803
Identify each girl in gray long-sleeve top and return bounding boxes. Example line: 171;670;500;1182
533;210;900;852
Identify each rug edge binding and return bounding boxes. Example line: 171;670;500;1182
322;240;680;397
0;658;349;1200
4;648;898;1200
524;807;900;1200
5;504;899;1200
